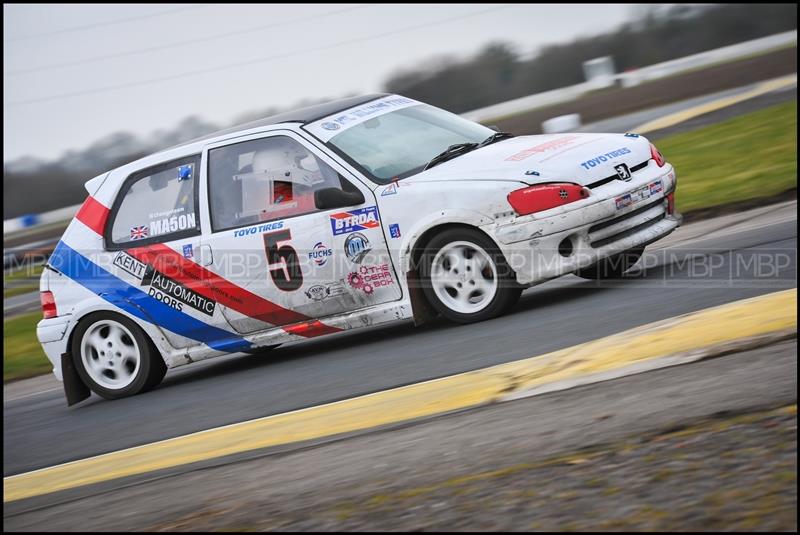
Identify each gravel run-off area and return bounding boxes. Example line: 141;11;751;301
152;405;797;532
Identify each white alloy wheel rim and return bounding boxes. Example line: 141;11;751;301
430;240;499;314
80;320;141;390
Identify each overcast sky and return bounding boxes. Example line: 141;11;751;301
4;3;644;162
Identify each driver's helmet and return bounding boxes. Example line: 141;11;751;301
251;140;322;188
249;141;321;212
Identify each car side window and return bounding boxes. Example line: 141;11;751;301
208;135;360;232
108;155;200;248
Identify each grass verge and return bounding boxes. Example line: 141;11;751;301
4;311;51;382
661;100;797;213
4;285;39;299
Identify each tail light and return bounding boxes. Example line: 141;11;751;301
41;291;57;319
650;143;665;167
507;183;590;216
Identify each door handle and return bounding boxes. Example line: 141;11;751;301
198;244;214;266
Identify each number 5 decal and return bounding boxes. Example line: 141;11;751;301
263;229;303;291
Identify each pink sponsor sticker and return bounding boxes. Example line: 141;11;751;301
506;135;579;162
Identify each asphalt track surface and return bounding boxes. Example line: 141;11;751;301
4;203;796;477
6;341;795;530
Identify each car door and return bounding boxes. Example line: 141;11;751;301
198;129;402;335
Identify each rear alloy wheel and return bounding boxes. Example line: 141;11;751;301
576;246;645;280
421;228;521;324
72;312;167;400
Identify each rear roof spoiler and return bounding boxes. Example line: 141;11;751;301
84;171;110;196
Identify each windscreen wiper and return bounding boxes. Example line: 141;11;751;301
423;142;479;171
478;131;514;148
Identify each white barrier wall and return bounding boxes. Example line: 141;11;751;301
3;203;82;235
541;114;582;134
617;31;797;88
463;30;797;123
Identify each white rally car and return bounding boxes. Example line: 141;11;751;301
37;94;680;403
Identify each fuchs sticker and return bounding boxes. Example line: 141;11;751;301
113;251;148;281
305;282;346;301
182;244;194;259
330;206;380;236
389;223;401;239
309;242;332;266
344;232;371;263
148;270;216;316
347;264;394;295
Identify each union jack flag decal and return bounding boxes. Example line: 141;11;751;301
130;225;149;240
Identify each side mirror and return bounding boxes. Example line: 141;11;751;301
314;188;365;210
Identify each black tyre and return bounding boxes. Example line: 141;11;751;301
419;228;522;324
576;246;645;280
71;312;167;400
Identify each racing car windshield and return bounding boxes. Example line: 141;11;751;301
320;104;494;183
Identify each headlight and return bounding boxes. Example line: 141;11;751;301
507;183;590;216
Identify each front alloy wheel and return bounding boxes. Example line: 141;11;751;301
421;228;521;324
430;241;499;315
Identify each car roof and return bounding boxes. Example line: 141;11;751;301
102;93;393;186
170;93;389;150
